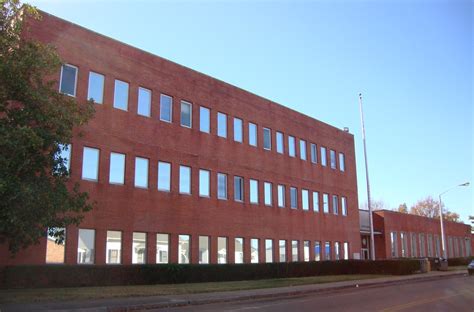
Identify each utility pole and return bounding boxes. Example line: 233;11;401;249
359;93;375;260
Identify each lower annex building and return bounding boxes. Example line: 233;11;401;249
0;11;361;265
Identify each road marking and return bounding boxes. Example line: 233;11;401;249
380;289;474;312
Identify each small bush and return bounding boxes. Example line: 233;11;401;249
0;259;421;289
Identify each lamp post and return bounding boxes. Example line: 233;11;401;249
438;182;470;260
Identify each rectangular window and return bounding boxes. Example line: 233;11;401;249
137;87;151;117
334;242;340;260
160;94;172;122
249;122;257;146
420;234;426;257
199;236;209;264
251;238;259;263
427;234;433;257
106;230;121;264
299;140;307;160
58;143;71;172
87;71;104;104
341;197;347;216
233;118;243;143
113;79;129;111
312;192;319;212
178;235;190;264
314;241;321;261
157;162;171;192
77;229;95;264
217;112;227;138
276;132;284;154
234;176;244;201
109;152;125;185
330;150;337;169
82;147;99;181
277;185;285;208
60;64;77;97
339;153;345;172
179;166;191;194
435;235;441;258
134;157;149;188
199;106;210;133
304;241;310;262
265;239;273;263
343;242;349;260
217;237;227;264
323;193;329;213
302;189;309;211
411;233;417;257
263;128;271;150
288;136;296;157
279;240;286;262
321;147;327;166
310;143;317;163
325;242;331;260
46;227;66;264
447;236;453;258
156;233;169;264
217;173;227;200
391;232;398;258
132;232;146;264
235;237;244;264
264;182;272;206
180;101;192;128
199;169;210;197
332;195;339;215
290;187;297;209
291;240;298;262
250;179;259;204
400;232;407;258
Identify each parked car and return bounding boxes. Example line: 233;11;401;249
468;260;474;276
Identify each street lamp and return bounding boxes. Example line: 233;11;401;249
438;182;470;260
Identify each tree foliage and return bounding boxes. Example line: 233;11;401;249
0;0;95;253
396;203;408;213
409;196;460;223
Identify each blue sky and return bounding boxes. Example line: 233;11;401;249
29;0;473;223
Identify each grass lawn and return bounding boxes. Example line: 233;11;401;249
0;274;387;304
447;265;468;271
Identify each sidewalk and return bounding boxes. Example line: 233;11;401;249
0;270;468;312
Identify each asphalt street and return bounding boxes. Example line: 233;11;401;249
161;275;474;312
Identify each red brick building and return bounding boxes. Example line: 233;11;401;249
360;210;472;260
0;12;361;265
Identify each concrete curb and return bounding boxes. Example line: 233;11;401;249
110;271;468;311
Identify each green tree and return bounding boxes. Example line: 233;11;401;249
0;0;94;253
396;203;408;213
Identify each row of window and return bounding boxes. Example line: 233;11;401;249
390;231;472;258
47;228;350;264
59;145;349;214
59;65;346;171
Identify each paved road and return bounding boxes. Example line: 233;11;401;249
161;276;474;312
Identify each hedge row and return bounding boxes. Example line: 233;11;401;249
0;259;421;289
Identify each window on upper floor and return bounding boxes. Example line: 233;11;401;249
332;195;339;214
87;71;104;104
323;193;329;213
263;128;271;150
217;112;227;138
276;132;284;154
330;150;337;169
249;122;257;147
137;87;152;117
288;136;296;157
290;187;297;209
200;106;210;133
264;182;272;206
82;147;99;181
199;169;210;197
157;161;171;191
278;185;285;208
234;118;243;143
302;189;309;211
250;179;259;204
180;101;192;128
56;143;71;173
217;173;227;200
339;153;345;172
134;157;149;188
321;147;327;166
109;152;125;185
341;196;347;216
113;79;129;111
310;143;317;163
179;165;191;194
60;64;77;97
313;191;319;212
234;176;244;202
299;140;307;161
160;94;172;122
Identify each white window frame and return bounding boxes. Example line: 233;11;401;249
264;182;272;206
59;64;78;97
263;128;271;150
250;179;259;204
180;100;192;128
299;139;307;161
160;94;173;123
276;132;284;154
